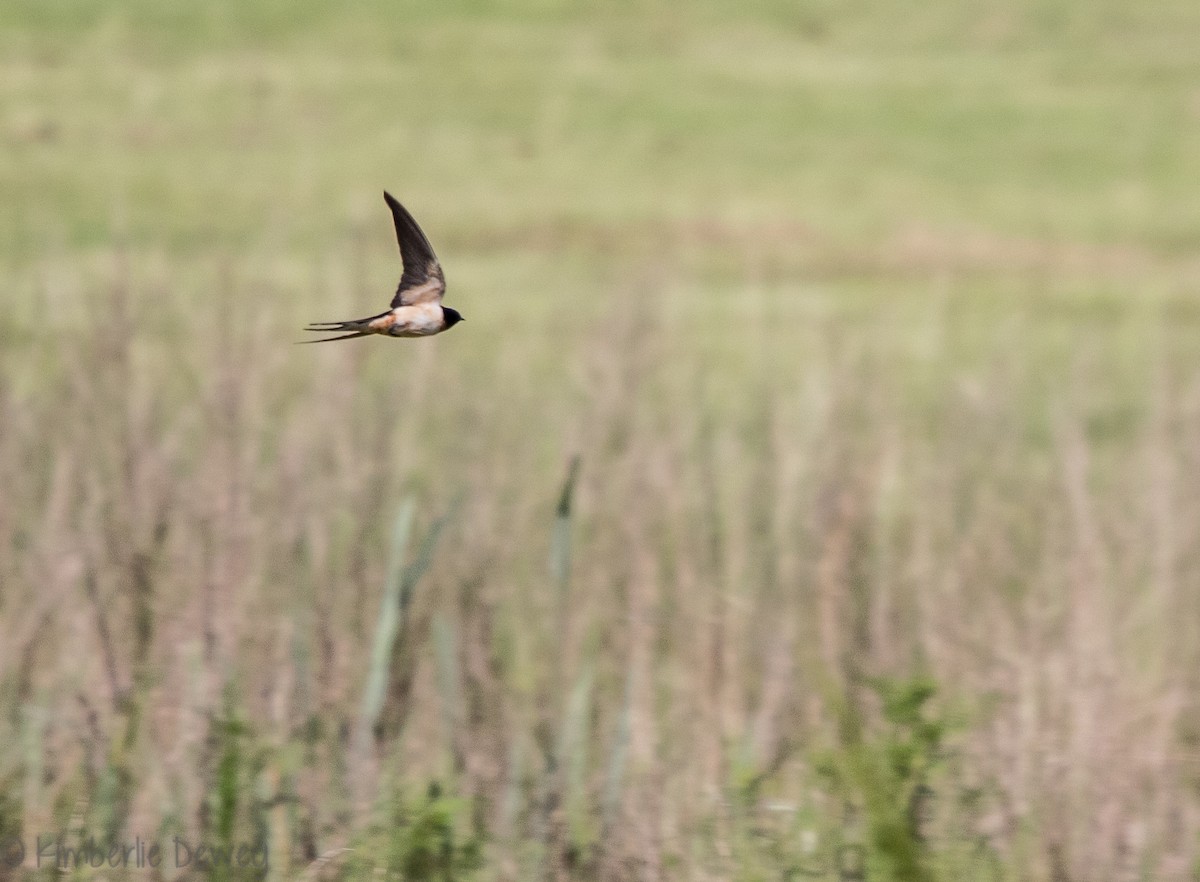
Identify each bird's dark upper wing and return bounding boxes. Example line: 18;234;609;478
384;191;446;307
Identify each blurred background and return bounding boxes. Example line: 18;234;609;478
3;1;1200;879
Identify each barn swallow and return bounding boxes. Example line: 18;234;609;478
303;192;463;342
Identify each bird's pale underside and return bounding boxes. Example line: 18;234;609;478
303;192;463;342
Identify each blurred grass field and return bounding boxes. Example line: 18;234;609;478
4;1;1200;879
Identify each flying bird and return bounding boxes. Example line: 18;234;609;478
303;192;463;342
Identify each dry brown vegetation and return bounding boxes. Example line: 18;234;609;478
4;244;1200;880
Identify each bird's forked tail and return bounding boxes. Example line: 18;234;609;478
300;310;391;343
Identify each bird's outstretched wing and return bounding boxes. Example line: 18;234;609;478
384;191;445;307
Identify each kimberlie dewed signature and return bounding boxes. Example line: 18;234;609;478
0;835;269;871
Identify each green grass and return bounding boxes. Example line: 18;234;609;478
3;0;1200;879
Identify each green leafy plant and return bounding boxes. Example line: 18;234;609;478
815;676;948;882
345;782;482;882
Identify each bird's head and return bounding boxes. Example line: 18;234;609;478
442;306;465;329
